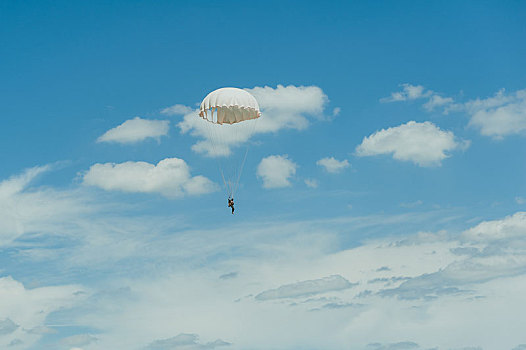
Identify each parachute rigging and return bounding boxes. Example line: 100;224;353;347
198;88;261;198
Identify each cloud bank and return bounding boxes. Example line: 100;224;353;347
3;166;526;350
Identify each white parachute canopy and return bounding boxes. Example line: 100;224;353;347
199;87;261;124
198;87;261;198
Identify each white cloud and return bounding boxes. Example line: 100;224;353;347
82;158;217;198
255;275;355;301
464;89;526;138
247;85;328;116
174;85;330;157
380;84;431;103
97;117;169;144
516;197;525;205
355;121;469;167
316;157;350;173
256;155;297;189
462;211;526;242
304;178;319;188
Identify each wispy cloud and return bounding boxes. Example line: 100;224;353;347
380;212;526;301
423;94;454;112
381;83;454;113
0;276;85;349
59;333;98;348
304;178;319;188
380;84;431;103
463;88;526;139
399;200;423;208
146;333;230;350
255;275;356;301
0;165;90;246
366;341;420;350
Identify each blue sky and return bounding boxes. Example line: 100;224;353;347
1;1;526;350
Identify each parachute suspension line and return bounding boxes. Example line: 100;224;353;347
232;144;249;198
218;160;229;197
204;108;230;197
232;117;259;198
229;118;241;197
217;113;234;197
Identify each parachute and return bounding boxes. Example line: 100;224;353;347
199;87;261;198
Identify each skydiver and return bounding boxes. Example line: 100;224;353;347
228;197;235;214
